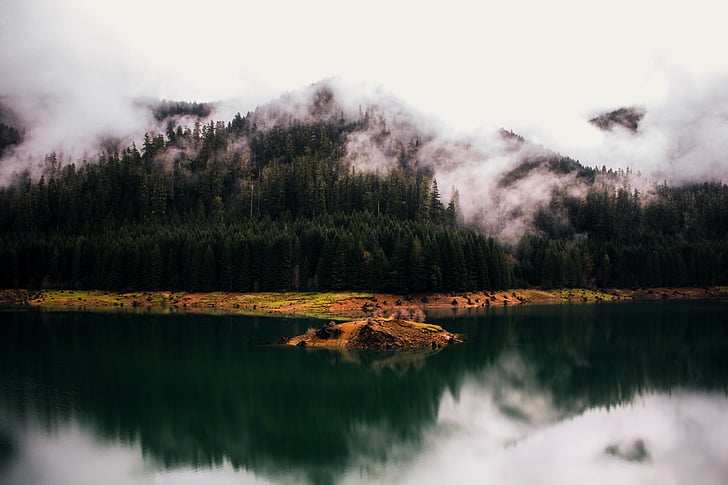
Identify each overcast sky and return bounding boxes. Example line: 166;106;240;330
2;0;728;180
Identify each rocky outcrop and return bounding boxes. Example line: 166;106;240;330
282;318;462;350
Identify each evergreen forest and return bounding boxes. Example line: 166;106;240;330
0;100;727;292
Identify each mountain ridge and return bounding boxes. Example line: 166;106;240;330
0;80;726;292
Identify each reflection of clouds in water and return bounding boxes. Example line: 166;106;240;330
434;353;565;451
2;389;728;485
342;352;562;480
341;390;728;485
0;423;279;485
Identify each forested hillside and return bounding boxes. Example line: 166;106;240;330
0;87;726;292
520;182;728;288
0;109;512;292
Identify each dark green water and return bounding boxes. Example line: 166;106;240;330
1;300;727;484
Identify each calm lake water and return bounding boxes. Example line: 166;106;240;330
1;300;727;485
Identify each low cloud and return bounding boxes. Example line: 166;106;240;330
543;73;728;185
0;0;151;178
237;80;623;241
3;0;726;239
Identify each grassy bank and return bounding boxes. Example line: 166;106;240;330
2;287;727;320
0;290;376;320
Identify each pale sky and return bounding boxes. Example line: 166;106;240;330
2;0;728;179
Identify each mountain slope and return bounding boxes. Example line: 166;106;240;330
0;81;726;292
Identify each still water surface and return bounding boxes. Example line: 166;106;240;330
1;301;727;484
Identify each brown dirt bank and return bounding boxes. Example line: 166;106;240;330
1;287;726;320
281;318;462;350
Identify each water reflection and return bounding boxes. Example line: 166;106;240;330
0;301;727;484
4;389;728;485
360;389;728;485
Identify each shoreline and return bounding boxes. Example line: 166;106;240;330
1;287;727;320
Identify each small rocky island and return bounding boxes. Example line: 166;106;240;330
280;318;462;350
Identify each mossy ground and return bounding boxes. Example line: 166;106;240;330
1;287;725;319
0;289;372;320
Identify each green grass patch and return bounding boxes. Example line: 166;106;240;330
553;288;620;301
411;322;446;332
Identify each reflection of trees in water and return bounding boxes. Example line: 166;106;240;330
0;312;448;485
0;302;727;484
434;301;728;412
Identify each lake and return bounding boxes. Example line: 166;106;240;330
1;300;727;485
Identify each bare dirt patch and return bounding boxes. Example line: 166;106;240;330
282;318;462;350
329;291;524;319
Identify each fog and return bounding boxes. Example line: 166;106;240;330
247;80;599;240
546;73;728;185
0;1;146;178
2;0;727;241
3;0;728;183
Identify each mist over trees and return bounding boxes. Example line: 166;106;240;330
0;87;726;292
0;123;21;157
149;100;213;122
0;112;512;292
519;182;728;288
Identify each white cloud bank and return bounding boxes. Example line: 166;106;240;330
1;0;728;184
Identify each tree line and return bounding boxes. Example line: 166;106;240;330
517;183;728;288
1;105;726;292
0;214;511;293
0;114;510;292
